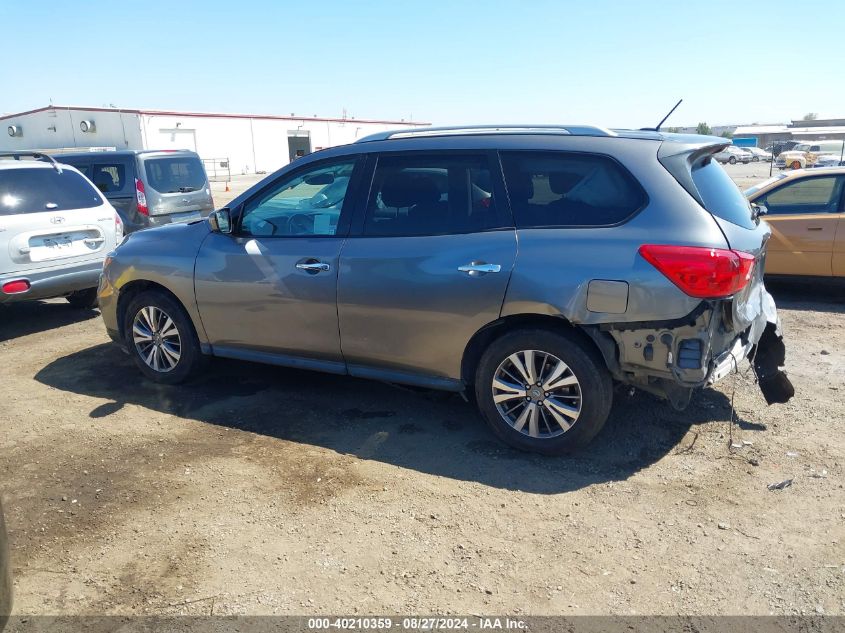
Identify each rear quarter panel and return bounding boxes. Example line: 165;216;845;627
502;137;729;324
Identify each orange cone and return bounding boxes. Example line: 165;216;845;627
225;181;230;192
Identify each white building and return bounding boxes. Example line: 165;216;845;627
0;105;428;175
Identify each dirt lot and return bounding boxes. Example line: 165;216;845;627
1;163;843;619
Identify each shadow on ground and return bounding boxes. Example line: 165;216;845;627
34;343;759;494
0;300;99;342
766;277;845;314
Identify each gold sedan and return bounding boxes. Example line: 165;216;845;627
745;167;845;277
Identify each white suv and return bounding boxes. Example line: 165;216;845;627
0;153;122;308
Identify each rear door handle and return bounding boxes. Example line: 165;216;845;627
458;262;502;275
296;261;331;273
807;227;823;231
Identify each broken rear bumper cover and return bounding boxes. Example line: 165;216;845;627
585;284;794;408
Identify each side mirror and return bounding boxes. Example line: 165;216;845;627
751;202;768;220
208;208;232;234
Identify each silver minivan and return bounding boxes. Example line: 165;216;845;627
55;150;214;232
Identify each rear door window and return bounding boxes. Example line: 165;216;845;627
363;154;505;236
0;168;103;215
143;155;207;193
91;163;127;193
690;158;755;229
758;176;843;215
500;151;645;228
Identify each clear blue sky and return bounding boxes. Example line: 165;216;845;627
2;0;843;128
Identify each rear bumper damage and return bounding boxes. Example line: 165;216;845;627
585;283;793;408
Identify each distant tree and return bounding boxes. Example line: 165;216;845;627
667;126;681;133
696;122;712;135
802;113;818;121
720;130;734;139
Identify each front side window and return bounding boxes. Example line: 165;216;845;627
91;163;126;193
363;154;502;236
0;167;102;215
240;159;357;237
759;176;843;215
501;151;645;228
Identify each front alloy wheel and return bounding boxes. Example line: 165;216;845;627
492;350;582;438
132;306;182;372
123;290;205;384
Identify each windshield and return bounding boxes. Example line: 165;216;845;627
744;173;788;197
143;155;207;193
0;167;103;215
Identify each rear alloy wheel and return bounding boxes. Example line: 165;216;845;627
475;329;612;455
66;288;98;309
123;291;204;384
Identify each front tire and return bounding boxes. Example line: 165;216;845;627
66;288;98;309
123;291;204;384
729;156;737;165
474;329;613;455
791;161;802;170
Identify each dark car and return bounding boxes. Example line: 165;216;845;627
0;498;11;631
55;150;214;233
765;140;801;158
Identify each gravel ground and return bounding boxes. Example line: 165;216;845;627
0;163;843;620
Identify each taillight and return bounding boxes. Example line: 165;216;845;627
638;244;755;299
114;212;124;242
2;279;30;294
135;178;148;216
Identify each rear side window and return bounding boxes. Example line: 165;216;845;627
143;156;206;193
0;168;102;215
759;176;843;215
690;158;755;229
91;163;126;193
363;154;503;236
501;151;645;228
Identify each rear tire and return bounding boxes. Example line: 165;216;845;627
123;290;205;384
66;288;98;309
474;329;613;455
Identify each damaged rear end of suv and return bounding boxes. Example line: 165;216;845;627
585;136;794;411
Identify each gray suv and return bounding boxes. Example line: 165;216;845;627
98;126;793;455
56;150;214;233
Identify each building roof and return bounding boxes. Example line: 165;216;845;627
733;125;789;135
0;105;429;127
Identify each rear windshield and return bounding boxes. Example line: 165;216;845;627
691;158;755;229
143;156;206;193
0;167;103;215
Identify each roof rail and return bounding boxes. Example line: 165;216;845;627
355;125;617;143
0;151;63;172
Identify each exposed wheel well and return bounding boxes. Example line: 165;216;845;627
116;280;188;340
460;314;610;386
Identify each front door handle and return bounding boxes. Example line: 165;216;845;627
458;262;502;276
296;261;331;273
807;227;823;231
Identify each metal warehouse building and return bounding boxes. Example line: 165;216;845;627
0;105;428;176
